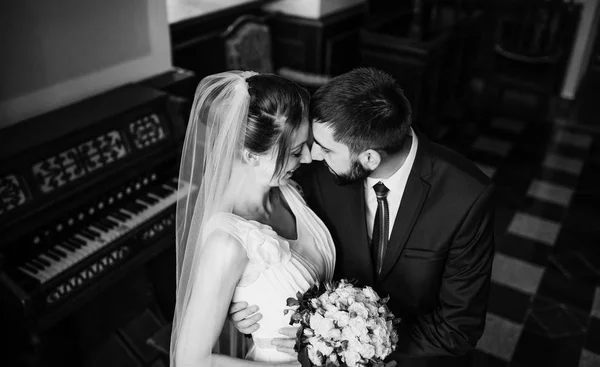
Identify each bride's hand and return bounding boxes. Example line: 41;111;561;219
278;362;301;367
271;326;298;356
228;301;262;334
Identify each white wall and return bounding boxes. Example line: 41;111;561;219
264;0;366;19
561;0;599;100
0;0;172;129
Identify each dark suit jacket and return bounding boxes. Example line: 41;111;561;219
294;132;495;367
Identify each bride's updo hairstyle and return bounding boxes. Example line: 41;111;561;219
244;74;310;178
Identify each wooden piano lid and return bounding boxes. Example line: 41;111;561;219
0;83;183;238
0;84;168;161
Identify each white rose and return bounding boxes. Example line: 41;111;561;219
311;315;335;337
336;287;352;300
366;303;379;317
312;338;334;357
324;327;341;340
307;345;323;366
341;325;357;340
324;303;339;313
362;287;380;301
348;302;369;319
354;293;366;303
374;342;385;359
349;316;368;337
328;292;340;303
359;342;375;359
309;313;324;332
342;350;361;367
329;353;339;365
318;292;330;306
337;311;350;327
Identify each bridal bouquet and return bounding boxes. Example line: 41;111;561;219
285;279;400;367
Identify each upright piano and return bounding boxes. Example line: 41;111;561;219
0;71;196;364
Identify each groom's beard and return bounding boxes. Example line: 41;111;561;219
330;158;372;186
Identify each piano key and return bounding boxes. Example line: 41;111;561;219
24;180;193;284
59;242;77;252
23;263;39;274
100;217;117;227
78;231;95;241
44;251;61;262
103;218;120;227
109;211;127;221
36;256;51;267
31;259;45;270
93;221;111;232
148;188;169;198
69;236;86;246
119;209;135;218
135;199;151;208
51;247;67;257
141;194;159;205
163;183;176;191
86;227;102;237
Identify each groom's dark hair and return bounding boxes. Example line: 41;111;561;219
310;67;412;155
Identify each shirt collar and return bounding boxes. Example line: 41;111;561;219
365;127;418;191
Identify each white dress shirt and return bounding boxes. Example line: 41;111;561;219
365;127;419;240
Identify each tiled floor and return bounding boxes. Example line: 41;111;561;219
437;109;600;366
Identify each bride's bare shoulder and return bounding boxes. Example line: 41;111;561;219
202;227;248;265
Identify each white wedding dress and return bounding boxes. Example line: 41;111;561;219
204;184;336;363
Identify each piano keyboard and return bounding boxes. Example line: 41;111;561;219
18;177;193;284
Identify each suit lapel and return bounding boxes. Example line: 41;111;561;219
379;131;432;282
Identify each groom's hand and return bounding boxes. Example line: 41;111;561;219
229;301;262;334
271;326;298;356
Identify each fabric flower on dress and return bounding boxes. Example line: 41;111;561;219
241;221;291;269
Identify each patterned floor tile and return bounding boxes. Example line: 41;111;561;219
521;198;566;223
487;282;532;324
472;136;514;157
592;287;600;319
537;268;597;314
476;313;523;362
507;212;561;247
476;162;497;178
579;349;600;367
492;252;544;295
543;153;585;176
495;233;552;268
548;251;600;284
527;179;574;207
490;117;527;135
537;167;582;189
585;317;600;355
527;296;588;339
512;325;586;367
554;130;593;150
470;349;509;367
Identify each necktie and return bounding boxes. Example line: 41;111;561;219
371;182;389;276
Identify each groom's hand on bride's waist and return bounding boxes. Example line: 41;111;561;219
229;301;262;334
271;327;298;357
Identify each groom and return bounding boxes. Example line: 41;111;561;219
232;68;495;367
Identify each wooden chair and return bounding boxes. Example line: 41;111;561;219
482;0;580;120
222;14;331;93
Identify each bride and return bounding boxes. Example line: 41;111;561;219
171;70;336;366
